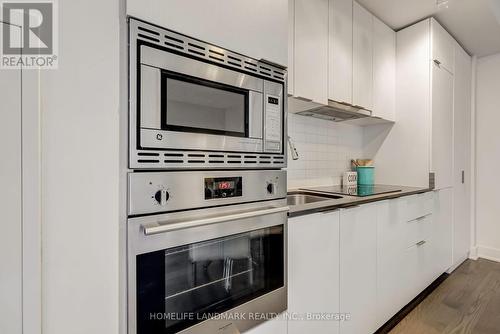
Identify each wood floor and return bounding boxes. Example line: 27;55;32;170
389;259;500;334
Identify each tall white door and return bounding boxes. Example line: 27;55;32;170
0;22;23;334
452;45;472;266
431;62;454;190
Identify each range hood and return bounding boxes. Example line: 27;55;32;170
296;100;372;122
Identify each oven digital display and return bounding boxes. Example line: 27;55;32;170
205;177;242;200
216;181;235;190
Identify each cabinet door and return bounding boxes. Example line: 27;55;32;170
431;18;455;74
377;200;410;325
340;204;378;334
372;16;395;121
288;0;295;96
431;63;454;190
433;189;453;275
328;0;353;104
288;211;340;334
352;2;373;110
0;24;23;334
452;44;472;268
294;0;329;104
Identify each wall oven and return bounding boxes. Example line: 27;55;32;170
129;18;287;170
127;170;288;334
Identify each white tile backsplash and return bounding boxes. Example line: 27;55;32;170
287;113;365;189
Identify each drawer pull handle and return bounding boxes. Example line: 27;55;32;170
416;240;426;246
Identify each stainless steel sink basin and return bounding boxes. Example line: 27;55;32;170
287;191;343;206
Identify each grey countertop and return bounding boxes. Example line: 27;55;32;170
288;185;432;218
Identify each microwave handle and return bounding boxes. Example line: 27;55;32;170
142;206;290;236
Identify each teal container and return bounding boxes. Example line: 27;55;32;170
356;166;375;185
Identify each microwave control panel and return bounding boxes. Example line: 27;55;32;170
264;81;283;153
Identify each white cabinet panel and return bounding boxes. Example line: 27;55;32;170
431;19;455;74
288;211;340;334
452;44;472;268
328;0;353;104
0;42;22;334
372;16;395;121
246;313;287;334
339;204;377;334
288;0;295;96
352;1;373;110
431;63;454;189
433;189;453;274
294;0;329;104
127;0;288;66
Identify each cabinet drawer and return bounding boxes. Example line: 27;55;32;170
405;214;433;248
402;192;433;222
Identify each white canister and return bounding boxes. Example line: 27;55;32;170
343;171;358;186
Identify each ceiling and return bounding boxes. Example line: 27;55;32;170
357;0;500;57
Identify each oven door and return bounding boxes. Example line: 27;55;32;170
139;45;266;153
127;202;288;334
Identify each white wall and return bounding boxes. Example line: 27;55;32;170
40;0;120;333
127;0;288;66
475;52;500;261
287;114;365;188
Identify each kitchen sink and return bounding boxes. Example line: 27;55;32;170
287;191;343;206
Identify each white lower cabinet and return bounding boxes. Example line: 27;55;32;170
339;204;378;334
288;211;340;334
285;191;450;334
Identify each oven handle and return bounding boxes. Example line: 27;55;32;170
142;206;290;236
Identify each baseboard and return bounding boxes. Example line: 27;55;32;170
469;246;479;260
477;245;500;263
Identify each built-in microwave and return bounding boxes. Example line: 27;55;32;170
129;18;287;169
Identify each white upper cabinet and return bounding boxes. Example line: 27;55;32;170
352;2;373;110
288;211;340;334
328;0;353;104
294;0;329;104
431;18;455;74
373;16;396;121
288;0;295;96
126;0;288;66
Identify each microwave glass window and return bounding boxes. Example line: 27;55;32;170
135;225;284;334
162;73;249;137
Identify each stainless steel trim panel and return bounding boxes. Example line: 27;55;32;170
128;170;287;216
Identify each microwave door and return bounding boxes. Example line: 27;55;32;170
139;64;264;153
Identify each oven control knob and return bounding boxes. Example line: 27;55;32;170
266;183;274;194
154;190;169;205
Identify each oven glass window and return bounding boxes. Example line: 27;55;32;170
162;72;249;138
136;225;284;334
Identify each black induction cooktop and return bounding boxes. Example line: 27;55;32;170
302;184;403;197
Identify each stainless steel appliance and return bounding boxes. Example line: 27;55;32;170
129;18;287;169
127;170;288;334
